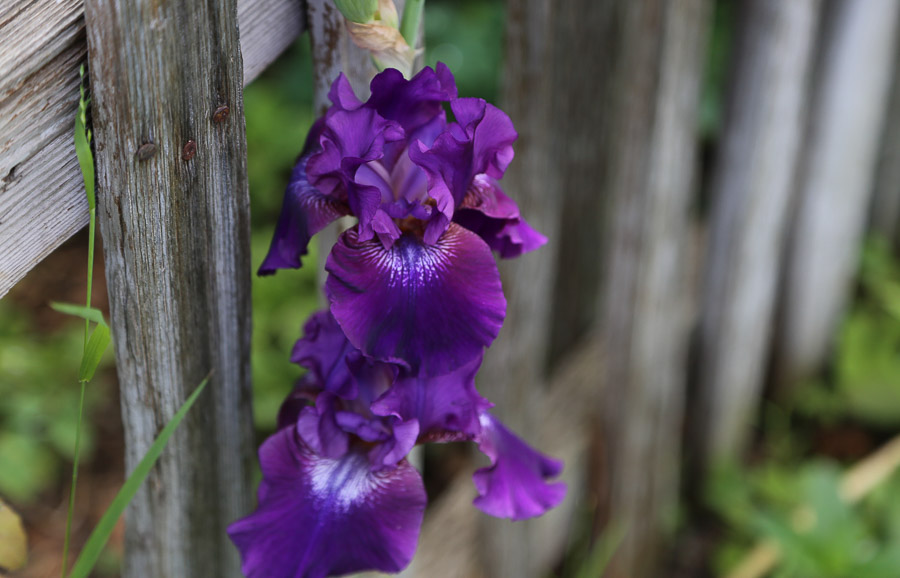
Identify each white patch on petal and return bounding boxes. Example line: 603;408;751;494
310;453;373;511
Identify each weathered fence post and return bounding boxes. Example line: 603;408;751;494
83;0;253;575
776;0;899;388
596;1;710;576
696;0;819;463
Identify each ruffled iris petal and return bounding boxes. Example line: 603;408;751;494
291;310;357;399
472;412;567;520
325;223;506;376
228;428;426;578
371;354;491;438
450;98;517;180
454;176;547;258
367;63;457;140
306;107;404;233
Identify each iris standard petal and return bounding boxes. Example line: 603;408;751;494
371;354;491;438
472;412;567;520
228;428;427;578
306;107;404;232
450;98;517;180
367;63;457;138
325;223;506;376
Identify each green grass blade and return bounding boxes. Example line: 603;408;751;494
67;377;210;578
575;523;626;578
74;66;95;210
51;303;107;326
77;325;111;382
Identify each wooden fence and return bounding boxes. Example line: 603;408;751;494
3;0;900;577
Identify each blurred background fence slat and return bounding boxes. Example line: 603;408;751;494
83;0;254;575
696;0;820;464
775;0;900;389
595;2;710;576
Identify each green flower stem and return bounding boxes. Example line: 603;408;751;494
399;0;424;51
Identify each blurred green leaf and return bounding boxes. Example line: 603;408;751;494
50;303;107;326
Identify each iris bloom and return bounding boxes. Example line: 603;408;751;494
231;65;563;578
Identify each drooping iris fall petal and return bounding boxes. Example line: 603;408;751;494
228;428;426;578
325;224;506;376
472;412;567;520
453;175;547;258
259;119;351;275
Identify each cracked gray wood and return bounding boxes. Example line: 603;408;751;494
0;0;303;298
83;0;255;574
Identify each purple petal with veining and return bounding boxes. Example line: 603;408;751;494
228;428;426;578
259;120;351;275
325;223;506;376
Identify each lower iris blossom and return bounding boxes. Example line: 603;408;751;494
230;64;564;577
229;312;566;577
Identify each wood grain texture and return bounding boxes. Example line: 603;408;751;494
83;0;254;574
596;2;710;576
696;0;818;462
776;0;899;387
0;0;304;298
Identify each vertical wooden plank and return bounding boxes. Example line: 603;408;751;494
696;0;819;462
597;1;710;576
776;0;899;388
869;9;900;249
83;0;253;575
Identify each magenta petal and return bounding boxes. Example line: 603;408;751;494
371;354;491;438
326;224;506;376
259;151;351;275
472;412;566;520
228;428;427;578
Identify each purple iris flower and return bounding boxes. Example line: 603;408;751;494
228;311;566;578
236;65;562;577
259;64;546;376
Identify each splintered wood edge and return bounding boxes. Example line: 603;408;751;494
0;0;304;298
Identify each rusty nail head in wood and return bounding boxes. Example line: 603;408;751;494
135;142;157;161
182;140;197;160
213;105;230;123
